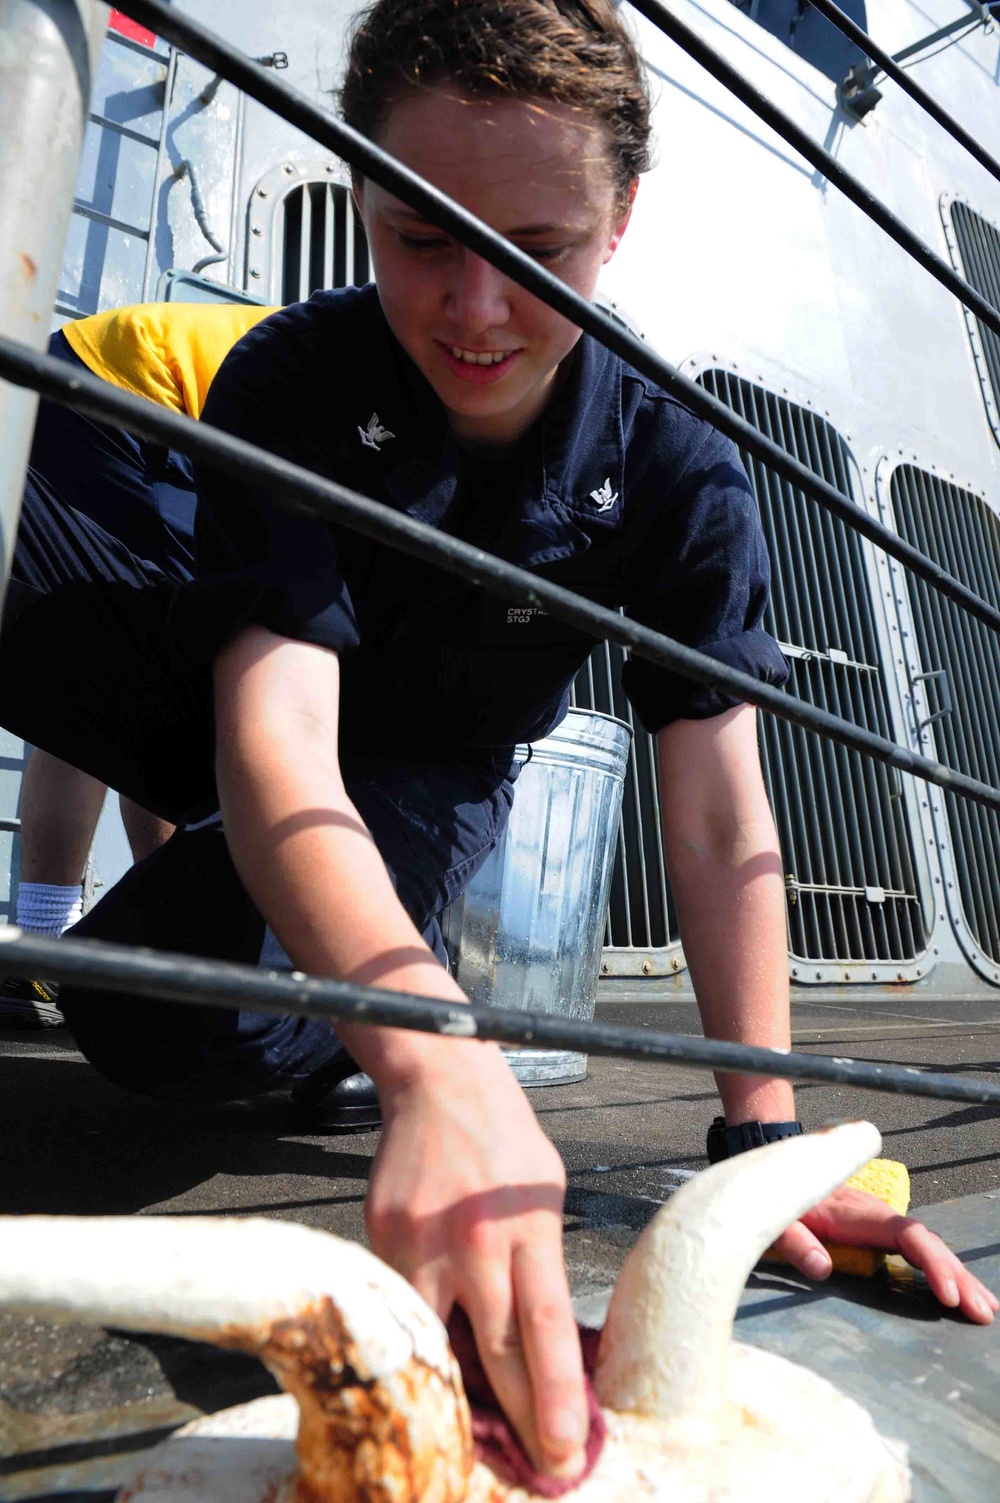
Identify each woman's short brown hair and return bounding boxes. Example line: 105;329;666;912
340;0;653;214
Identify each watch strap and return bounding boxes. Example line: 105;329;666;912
706;1116;804;1164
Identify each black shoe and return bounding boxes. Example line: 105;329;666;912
288;1052;382;1134
0;976;65;1030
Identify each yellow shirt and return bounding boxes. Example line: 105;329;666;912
61;301;280;419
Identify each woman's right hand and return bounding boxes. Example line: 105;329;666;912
364;1034;590;1481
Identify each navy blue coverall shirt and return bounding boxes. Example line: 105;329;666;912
177;284;788;750
37;284;789;1100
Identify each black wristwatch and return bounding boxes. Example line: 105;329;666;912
706;1116;803;1164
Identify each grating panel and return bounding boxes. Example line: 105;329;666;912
700;372;927;964
950;201;1000;449
280;181;370;304
580;373;930;969
891;466;1000;964
572;639;676;951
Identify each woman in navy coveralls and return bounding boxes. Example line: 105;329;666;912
1;0;993;1480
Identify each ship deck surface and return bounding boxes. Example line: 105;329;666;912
0;992;998;1501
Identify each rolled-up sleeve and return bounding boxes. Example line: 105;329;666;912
170;316;360;669
621;427;789;731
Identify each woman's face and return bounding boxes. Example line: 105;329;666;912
355;89;633;449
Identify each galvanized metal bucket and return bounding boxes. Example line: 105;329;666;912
442;709;632;1086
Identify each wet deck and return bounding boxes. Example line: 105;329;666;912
1;989;998;1500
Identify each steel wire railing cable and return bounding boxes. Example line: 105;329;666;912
623;0;1000;342
114;0;1000;639
1;926;999;1106
0;20;985;1128
806;0;1000;188
5;335;1000;824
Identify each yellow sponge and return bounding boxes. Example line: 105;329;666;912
764;1157;910;1278
844;1156;911;1214
823;1157;910;1277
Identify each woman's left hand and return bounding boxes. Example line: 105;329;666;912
769;1186;999;1323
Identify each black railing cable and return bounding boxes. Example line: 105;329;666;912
6;5;988;1120
100;3;1000;640
1;927;998;1106
5;335;1000;819
624;0;1000;341
807;0;1000;187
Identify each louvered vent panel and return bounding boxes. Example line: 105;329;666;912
891;466;1000;963
576;372;927;967
572;640;677;951
951;202;1000;447
700;371;927;963
281;181;369;304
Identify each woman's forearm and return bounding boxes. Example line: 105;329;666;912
667;815;795;1124
657;707;795;1126
218;723;476;1081
214;627;470;1086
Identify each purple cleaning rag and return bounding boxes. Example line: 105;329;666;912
448;1308;607;1497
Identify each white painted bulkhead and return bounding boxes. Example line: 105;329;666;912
24;0;1000;997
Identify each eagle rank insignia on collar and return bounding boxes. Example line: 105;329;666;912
358;413;395;451
589;477;618;513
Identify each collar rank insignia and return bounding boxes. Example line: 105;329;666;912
589;477;618;513
358;413;395;451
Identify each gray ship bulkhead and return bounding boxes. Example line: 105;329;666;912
21;0;1000;1006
